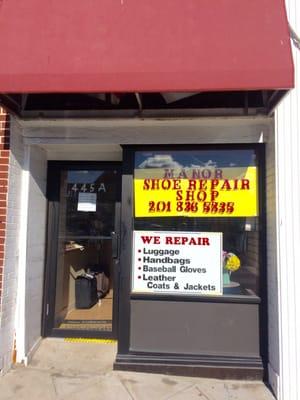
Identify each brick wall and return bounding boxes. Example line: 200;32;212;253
0;107;9;311
0;114;24;372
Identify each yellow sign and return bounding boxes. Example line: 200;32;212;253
134;167;258;217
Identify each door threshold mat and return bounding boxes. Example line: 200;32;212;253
59;324;112;331
64;319;112;324
64;338;117;344
59;319;112;331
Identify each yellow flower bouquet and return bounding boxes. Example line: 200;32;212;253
223;251;241;285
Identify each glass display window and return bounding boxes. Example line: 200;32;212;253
132;146;263;297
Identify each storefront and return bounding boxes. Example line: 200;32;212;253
40;141;266;378
0;0;297;395
116;144;266;378
0;116;282;381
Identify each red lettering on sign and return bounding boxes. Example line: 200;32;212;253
215;169;223;179
143;179;182;191
220;179;231;190
141;236;161;244
143;179;150;190
163;169;174;178
188;180;196;190
176;190;183;201
210;190;219;201
164;236;211;245
241;179;250;190
185;190;194;201
211;179;219;189
202;238;210;245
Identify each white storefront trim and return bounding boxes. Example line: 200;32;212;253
15;145;30;364
275;1;300;398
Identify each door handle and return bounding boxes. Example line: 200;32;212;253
111;231;119;259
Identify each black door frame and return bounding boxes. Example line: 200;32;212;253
42;161;122;339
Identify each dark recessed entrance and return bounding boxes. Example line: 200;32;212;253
43;162;121;339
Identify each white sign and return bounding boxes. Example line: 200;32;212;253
132;231;223;295
77;192;97;212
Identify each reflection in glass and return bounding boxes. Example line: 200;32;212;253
134;149;261;297
54;169;119;331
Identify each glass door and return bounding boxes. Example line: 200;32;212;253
45;163;121;338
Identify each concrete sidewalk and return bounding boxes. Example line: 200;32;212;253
0;339;275;400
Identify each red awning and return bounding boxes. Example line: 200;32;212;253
0;0;294;93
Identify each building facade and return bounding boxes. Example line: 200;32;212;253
0;1;299;399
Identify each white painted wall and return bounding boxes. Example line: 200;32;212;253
14;144;48;366
0;118;47;368
274;1;300;399
21;116;271;146
265;121;280;395
0;119;24;373
15;143;48;364
24;146;47;360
